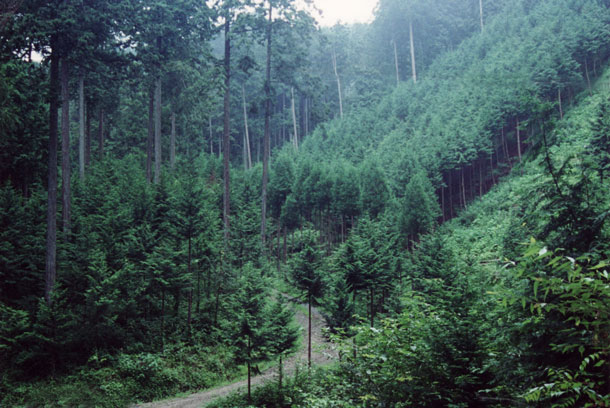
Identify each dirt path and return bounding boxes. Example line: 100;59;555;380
132;300;336;408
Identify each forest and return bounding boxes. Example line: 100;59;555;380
1;0;610;406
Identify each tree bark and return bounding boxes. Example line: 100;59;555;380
170;111;176;170
242;85;252;170
308;292;312;368
146;89;154;183
331;50;343;118
223;18;231;242
409;20;417;84
584;58;592;96
61;58;71;236
78;75;85;180
291;87;298;149
98;108;104;160
461;167;466;208
247;337;252;402
154;77;162;184
45;46;59;306
393;39;400;86
209;116;214;155
279;355;283;389
558;88;563;120
261;2;272;247
85;100;91;167
516;119;522;164
479;0;484;32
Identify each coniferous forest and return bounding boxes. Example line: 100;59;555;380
2;0;610;406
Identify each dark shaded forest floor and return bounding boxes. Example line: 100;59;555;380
133;300;335;408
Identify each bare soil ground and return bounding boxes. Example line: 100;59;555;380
132;300;336;408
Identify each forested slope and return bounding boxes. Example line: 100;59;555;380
213;66;610;408
295;0;610;223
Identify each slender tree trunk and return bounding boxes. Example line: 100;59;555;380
243;85;253;170
45;46;59;306
584;58;592;96
461;167;466;208
161;288;165;351
187;235;192;334
85;100;91;167
291;87;298;149
247;338;252;402
393;39;400;86
370;286;374;328
331;50;343;118
479;159;483;197
283;226;287;264
409;20;417;84
516;119;522;164
279;355;283;389
277;222;281;272
209;117;214;155
98;108;104;159
308;292;312;368
558;88;563;119
170;112;176;170
154;77;162;184
479;0;484;32
61;59;71;236
441;181;445;222
146;89;154;183
78;75;85;180
448;170;453;218
490;154;495;185
223;19;231;242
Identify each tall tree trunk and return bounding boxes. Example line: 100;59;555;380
209;116;214;155
279;355;283;389
308;292;312;368
242;85;252;170
61;59;71;236
490;153;495;185
85;100;91;167
161;289;165;351
45;46;59;306
187;234;192;334
261;3;272;247
479;0;484;32
479;159;483;197
146;89;154;183
304;97;309;136
331;50;343;118
291;87;298;149
448;170;453;218
154;77;162;184
516;119;522;164
170;112;176;170
441;181;445;222
409;20;417;84
78;75;85;180
98;108;104;159
558;88;563;119
223;18;231;242
461;167;466;208
370;286;374;328
393;39;400;86
247;337;252;402
584;58;592;96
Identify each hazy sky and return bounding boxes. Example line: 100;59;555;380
308;0;378;26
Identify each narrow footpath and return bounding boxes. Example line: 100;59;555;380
133;301;336;408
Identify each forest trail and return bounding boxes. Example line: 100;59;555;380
133;300;336;408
